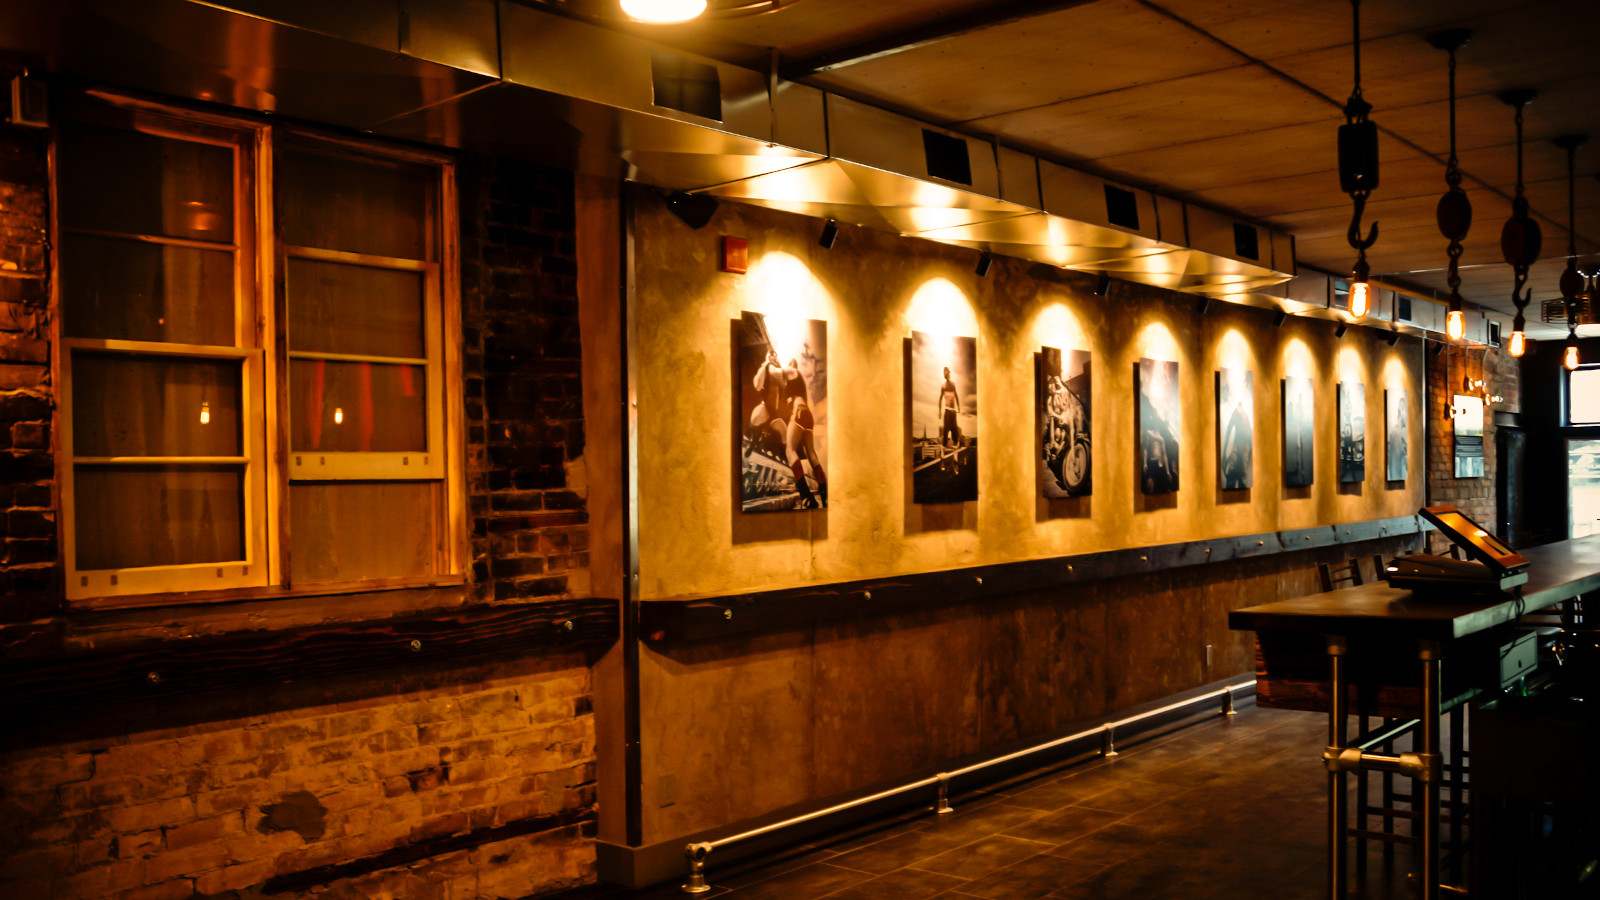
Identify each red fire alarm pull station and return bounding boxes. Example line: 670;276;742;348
721;236;749;274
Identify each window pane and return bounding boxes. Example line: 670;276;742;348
61;235;235;344
1573;368;1600;425
288;258;425;358
290;359;426;452
279;146;430;259
74;465;244;569
58;125;234;242
289;481;439;583
72;353;242;458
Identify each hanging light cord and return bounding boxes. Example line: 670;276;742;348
1567;140;1580;341
1343;0;1377;271
1510;100;1533;325
1443;41;1464;301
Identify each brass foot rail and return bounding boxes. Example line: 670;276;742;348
681;679;1255;894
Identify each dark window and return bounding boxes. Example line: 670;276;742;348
1398;295;1413;322
1104;185;1140;230
1232;223;1260;261
651;52;722;121
922;129;972;186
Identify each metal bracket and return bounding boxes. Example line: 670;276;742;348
681;842;714;895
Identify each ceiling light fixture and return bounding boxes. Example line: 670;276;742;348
1499;89;1540;358
1428;30;1472;343
620;0;708;23
1338;0;1379;322
1557;134;1587;371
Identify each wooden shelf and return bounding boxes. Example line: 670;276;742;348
639;515;1429;643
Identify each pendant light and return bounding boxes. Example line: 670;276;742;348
1338;0;1379;320
1428;30;1472;341
1557;134;1588;370
1499;89;1541;358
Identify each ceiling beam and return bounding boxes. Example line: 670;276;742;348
783;0;1099;78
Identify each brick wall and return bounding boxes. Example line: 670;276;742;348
1426;342;1520;527
0;657;597;898
0;119;602;897
460;156;592;604
0;127;56;622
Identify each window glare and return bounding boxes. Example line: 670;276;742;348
1573;368;1600;425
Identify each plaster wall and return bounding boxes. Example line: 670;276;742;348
630;192;1426;601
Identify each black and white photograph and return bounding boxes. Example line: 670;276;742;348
1454;393;1485;478
1039;346;1091;498
1137;357;1180;495
1385;388;1408;482
1216;368;1253;491
737;311;828;512
912;330;978;503
1338;381;1365;484
1283;375;1315;488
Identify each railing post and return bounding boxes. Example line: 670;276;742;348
1222;687;1237;717
934;774;954;815
1101;725;1118;758
681;842;714;895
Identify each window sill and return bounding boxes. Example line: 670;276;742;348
65;574;470;615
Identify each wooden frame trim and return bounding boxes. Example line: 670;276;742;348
638;514;1432;644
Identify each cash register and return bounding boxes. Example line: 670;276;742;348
1385;504;1530;595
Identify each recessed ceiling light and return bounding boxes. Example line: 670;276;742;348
620;0;708;23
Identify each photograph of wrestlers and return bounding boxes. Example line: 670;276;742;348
1217;367;1253;491
911;330;978;504
1283;375;1315;488
737;310;828;512
1137;357;1180;495
1385;388;1408;482
1039;346;1091;498
1338;381;1365;484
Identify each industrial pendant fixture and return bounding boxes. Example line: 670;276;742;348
620;0;708;23
1428;30;1472;342
1338;0;1378;321
1500;89;1541;358
1556;134;1587;371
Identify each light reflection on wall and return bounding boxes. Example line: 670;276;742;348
1216;328;1253;372
1029;301;1086;351
905;276;978;338
1382;354;1409;392
1336;345;1366;385
745;251;830;362
1282;336;1313;379
1136;320;1178;361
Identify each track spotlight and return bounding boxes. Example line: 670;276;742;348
1197;297;1213;317
1273;309;1288;328
1385;330;1400;346
1092;272;1111;297
975;250;993;278
818;218;839;250
663;191;718;230
1335;323;1348;339
1430;341;1446;356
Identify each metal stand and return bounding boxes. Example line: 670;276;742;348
934;775;954;815
681;843;713;894
1326;636;1349;899
1101;725;1118;758
1419;642;1442;900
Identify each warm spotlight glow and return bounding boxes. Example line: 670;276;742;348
620;0;706;23
1445;309;1465;342
333;406;345;426
1507;330;1526;358
198;402;210;426
905;277;979;338
1566;343;1582;371
1349;281;1370;320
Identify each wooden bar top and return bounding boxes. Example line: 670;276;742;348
1229;536;1600;642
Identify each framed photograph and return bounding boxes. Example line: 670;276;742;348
1338;381;1365;484
1137;358;1180;495
1040;346;1091;498
1453;393;1484;478
737;311;828;512
1216;368;1253;491
912;331;978;503
1283;375;1315;488
1385;388;1408;482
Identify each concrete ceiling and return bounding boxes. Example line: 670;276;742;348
666;0;1600;328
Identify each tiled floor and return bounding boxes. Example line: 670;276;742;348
594;705;1430;899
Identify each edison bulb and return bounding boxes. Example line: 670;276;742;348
620;0;707;23
1349;281;1370;320
1507;330;1526;358
1445;309;1465;342
1566;344;1581;371
199;402;210;425
333;406;345;425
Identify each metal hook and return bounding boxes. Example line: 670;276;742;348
1347;192;1379;251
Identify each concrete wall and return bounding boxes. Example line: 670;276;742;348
625;192;1427;845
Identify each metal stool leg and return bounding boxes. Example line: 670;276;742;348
1448;705;1465;883
1381;718;1396;874
1355;708;1369;888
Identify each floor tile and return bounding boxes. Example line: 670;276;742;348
910;835;1056;879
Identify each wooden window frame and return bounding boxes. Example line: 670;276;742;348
54;96;468;609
